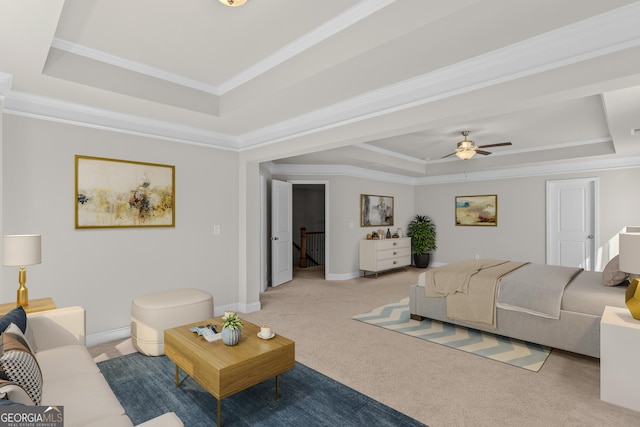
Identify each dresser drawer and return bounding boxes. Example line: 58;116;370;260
375;238;410;251
377;255;411;271
377;246;411;261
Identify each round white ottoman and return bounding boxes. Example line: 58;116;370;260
131;288;213;356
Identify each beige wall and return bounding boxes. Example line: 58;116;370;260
272;173;414;279
5;111;639;341
414;168;640;269
2;115;241;339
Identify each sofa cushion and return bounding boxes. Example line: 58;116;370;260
0;307;26;334
0;323;42;405
0;306;37;353
41;372;126;427
35;345;99;382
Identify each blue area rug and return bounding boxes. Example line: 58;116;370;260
353;298;551;372
98;352;427;426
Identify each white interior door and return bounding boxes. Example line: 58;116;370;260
271;180;292;286
546;178;597;270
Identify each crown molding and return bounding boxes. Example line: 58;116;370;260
269;163;415;185
50;38;221;96
5;78;639;185
412;155;640;185
2;4;639;165
34;2;640;152
51;0;396;97
269;155;640;186
1;89;237;150
357;137;613;165
218;0;396;94
239;2;640;149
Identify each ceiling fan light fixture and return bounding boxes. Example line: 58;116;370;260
455;149;476;160
443;130;510;160
457;140;474;150
455;132;477;159
219;0;248;6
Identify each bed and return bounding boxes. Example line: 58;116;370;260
408;259;629;358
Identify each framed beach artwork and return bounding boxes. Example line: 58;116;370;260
75;155;175;229
455;194;497;226
360;194;394;227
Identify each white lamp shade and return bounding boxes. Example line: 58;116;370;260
2;234;42;267
619;227;640;274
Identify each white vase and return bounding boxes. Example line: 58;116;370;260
221;327;241;345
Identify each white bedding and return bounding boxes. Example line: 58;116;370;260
418;261;587;323
418;266;626;317
496;264;583;319
411;262;629;357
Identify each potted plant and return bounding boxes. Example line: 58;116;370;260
406;214;437;268
221;312;244;346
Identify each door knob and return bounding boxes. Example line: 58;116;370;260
271;237;278;241
587;235;594;239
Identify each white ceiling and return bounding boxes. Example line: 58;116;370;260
2;0;640;182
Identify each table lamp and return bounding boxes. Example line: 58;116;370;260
2;234;42;307
619;226;640;320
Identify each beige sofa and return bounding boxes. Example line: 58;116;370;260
7;306;183;427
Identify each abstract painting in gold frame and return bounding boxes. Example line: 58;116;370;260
455;194;497;226
75;155;175;229
360;194;394;227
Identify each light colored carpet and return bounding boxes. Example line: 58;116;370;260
89;267;639;426
353;297;551;372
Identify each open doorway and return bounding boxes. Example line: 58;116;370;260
291;181;327;280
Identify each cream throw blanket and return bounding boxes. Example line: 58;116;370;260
421;259;529;328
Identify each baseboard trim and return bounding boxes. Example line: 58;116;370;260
215;301;261;316
87;326;131;348
86;302;262;347
326;271;361;281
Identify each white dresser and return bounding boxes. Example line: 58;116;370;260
359;237;411;277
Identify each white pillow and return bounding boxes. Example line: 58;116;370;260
0;323;42;405
602;255;629;287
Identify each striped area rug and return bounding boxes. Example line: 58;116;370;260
353;298;551;372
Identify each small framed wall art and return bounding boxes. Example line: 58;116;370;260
455;194;497;226
360;194;394;227
75;155;175;229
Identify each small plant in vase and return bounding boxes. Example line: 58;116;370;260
221;313;244;346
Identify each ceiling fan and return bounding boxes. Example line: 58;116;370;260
442;131;512;160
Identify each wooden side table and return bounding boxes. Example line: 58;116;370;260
0;297;56;317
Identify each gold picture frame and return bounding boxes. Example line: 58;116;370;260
455;194;497;226
75;155;175;229
360;194;394;227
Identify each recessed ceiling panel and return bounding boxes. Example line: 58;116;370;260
54;0;362;85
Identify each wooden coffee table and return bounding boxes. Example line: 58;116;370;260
164;317;295;426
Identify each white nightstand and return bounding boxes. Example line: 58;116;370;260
600;305;640;412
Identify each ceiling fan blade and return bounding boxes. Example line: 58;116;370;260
441;152;457;159
476;142;512;149
476;150;492;156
